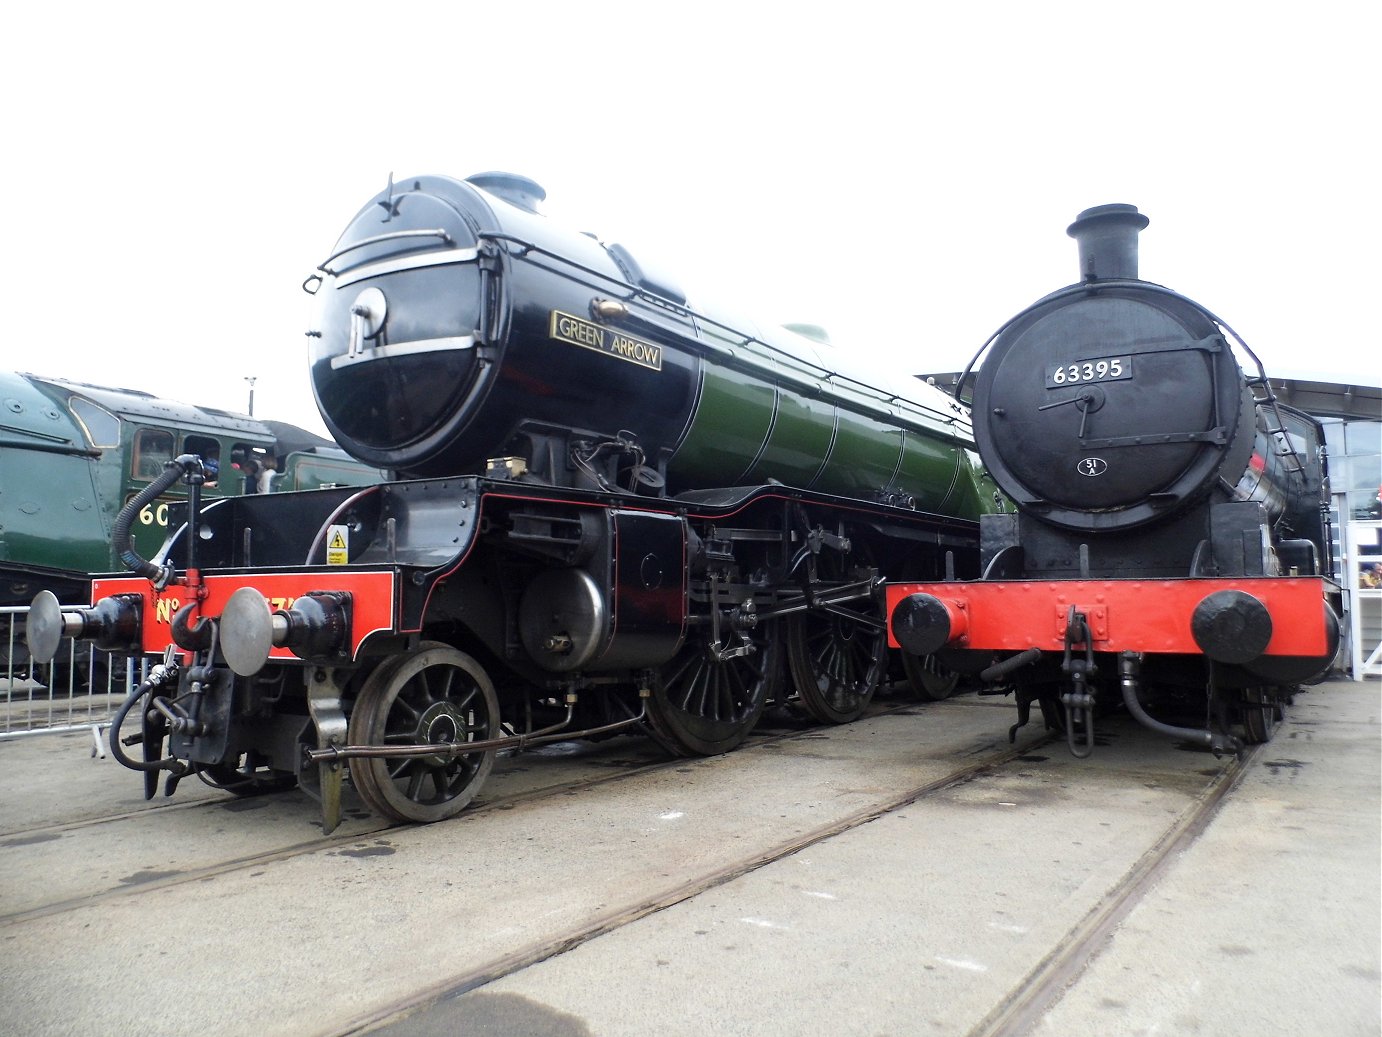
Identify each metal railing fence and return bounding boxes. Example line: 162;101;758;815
2;604;149;740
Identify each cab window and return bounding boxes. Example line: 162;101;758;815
68;397;121;448
184;434;222;486
227;443;264;491
132;429;175;480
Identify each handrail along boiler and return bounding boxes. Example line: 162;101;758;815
887;204;1340;756
33;172;995;829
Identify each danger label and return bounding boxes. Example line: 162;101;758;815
326;524;349;566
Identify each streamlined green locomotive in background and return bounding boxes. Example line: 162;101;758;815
1;371;380;663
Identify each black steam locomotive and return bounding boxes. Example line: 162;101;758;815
889;204;1340;756
33;172;995;829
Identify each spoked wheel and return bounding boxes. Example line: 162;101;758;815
347;643;500;824
1239;686;1283;744
899;650;960;701
786;579;888;725
647;626;782;756
202;758;298;797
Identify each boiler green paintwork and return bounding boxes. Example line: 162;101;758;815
666;326;991;520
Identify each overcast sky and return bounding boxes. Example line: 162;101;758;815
4;1;1376;437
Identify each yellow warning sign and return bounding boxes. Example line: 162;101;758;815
326;524;349;566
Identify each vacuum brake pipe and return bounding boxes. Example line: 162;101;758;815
111;454;204;588
1118;652;1240;756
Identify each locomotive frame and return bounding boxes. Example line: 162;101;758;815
41;465;979;830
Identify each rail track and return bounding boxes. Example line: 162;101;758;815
342;734;1255;1037
0;690;1308;1037
342;729;1067;1036
970;743;1258;1037
0;699;915;926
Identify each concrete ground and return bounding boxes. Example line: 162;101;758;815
0;679;1377;1037
381;680;1382;1037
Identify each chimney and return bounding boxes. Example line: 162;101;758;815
1067;203;1149;281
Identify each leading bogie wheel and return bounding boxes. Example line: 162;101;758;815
1239;686;1282;744
347;643;500;823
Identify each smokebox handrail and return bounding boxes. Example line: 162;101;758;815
317;227;455;275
